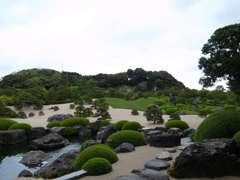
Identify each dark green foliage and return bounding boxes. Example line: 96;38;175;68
198;109;208;117
194;109;240;142
17;111;27;119
121;121;142;131
224;105;236;110
99;120;110;127
80;140;95;152
82;158;112;176
69;104;75;109
188;132;195;142
114;120;129;131
40;172;67;179
158;105;174;111
46;121;61;128
107;130;147;148
60;117;90;127
169;112;181;120
165;120;189;130
60;127;77;136
0;119;18;130
74;105;93;117
8;123;32;132
166;108;177;115
131;109;139;115
167;164;185;179
233;131;240;148
38;111;45;116
93;106;112;120
0;106;18;118
53;106;59;111
73;145;118;170
153;99;167;105
144;108;163;124
28;112;35;117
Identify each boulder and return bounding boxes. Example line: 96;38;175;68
96;125;117;144
164;148;177;153
132;168;169;180
34;149;79;177
182;128;195;137
79;128;92;137
112;175;147;180
87;121;101;133
18;169;33;177
156;151;172;161
28;133;69;150
144;159;170;170
49;127;65;134
27;127;46;141
173;138;240;178
149;132;181;147
0;129;26;145
114;143;135;153
47;114;73;122
19;150;51;166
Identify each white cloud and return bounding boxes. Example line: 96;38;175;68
11;5;30;16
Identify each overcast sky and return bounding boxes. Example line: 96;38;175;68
0;0;239;90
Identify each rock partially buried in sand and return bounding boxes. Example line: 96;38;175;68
156;151;172;161
144;159;170;170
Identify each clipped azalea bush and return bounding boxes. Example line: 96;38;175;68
198;109;208;117
8;123;32;132
114;120;129;131
60;117;89;127
194;109;240;142
73;145;118;170
0;119;18;130
233;131;240;148
99;120;110;128
224;105;236;110
80;141;111;152
166;108;178;115
107;130;147;148
121;121;142;131
131;109;139;115
82;157;112;176
46;121;61;128
165;120;189;130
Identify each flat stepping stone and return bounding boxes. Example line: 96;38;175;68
144;159;170;170
53;170;87;180
176;145;187;150
132;168;169;180
112;175;147;180
164;148;176;153
155;151;172;161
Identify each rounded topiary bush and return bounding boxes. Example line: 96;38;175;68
131;109;139;115
198;109;208;117
224;105;236;110
194;109;240;142
82;157;112;176
107;130;147;148
121;121;142;131
233;131;240;148
114;120;129;131
99;120;110;128
38;111;45;116
28;112;35;117
165;120;189;130
0;119;18;130
73;145;118;170
17;111;27;119
60;117;90;127
46;121;61;128
8;123;32;132
166;108;177;115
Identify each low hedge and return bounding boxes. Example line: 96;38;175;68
114;120;129;131
8;123;32;132
73;145;118;170
46;121;61;128
121;121;142;131
107;130;147;148
165;120;189;130
60;117;89;127
0;119;18;130
82;158;112;176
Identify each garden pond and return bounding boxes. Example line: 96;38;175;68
0;135;95;180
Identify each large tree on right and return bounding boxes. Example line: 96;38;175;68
198;23;240;103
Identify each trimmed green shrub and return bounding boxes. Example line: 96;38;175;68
99;120;110;128
107;130;147;148
69;104;75;109
80;140;95;152
224;105;236;110
194;109;240;142
233;131;240;148
60;117;90;127
169;112;181;120
175;104;187;109
153;99;167;105
114;120;129;131
166;108;177;115
73;145;118;170
121;121;142;131
0;119;18;130
0;106;18;118
158;105;174;111
81;143;112;153
165;120;189;130
8;123;32;132
131;109;139;115
38;111;45;116
28;112;35;117
53;106;59;111
46;121;61;128
198;109;208;117
82;158;112;176
17;111;27;119
188;132;195;142
60;127;77;136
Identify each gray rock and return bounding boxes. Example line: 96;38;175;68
79;128;91;136
176;145;187;150
47;114;73;122
18;169;33;177
49;127;65;134
181;137;192;144
164;148;176;153
144;159;170;170
173;138;240;178
34;150;79;177
28;133;69;150
114;143;135;153
155;151;172;161
168;128;182;136
133;169;169;180
182;128;195;137
88;121;101;133
96;125;117;144
0;129;26;145
149;132;181;147
28;127;46;141
112;175;147;180
19;150;51;166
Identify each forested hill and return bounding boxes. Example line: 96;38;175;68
0;68;185;91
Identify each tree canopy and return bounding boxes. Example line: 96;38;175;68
198;23;240;102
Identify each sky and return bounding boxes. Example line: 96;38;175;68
0;0;239;90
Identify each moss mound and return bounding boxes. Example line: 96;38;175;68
194;109;240;142
233;131;240;148
99;120;110;128
107;130;147;148
8;123;32;132
121;121;142;131
82;158;112;176
46;121;61;128
114;120;129;131
0;119;18;130
165;120;189;130
73;145;118;170
166;108;177;115
60;117;89;127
